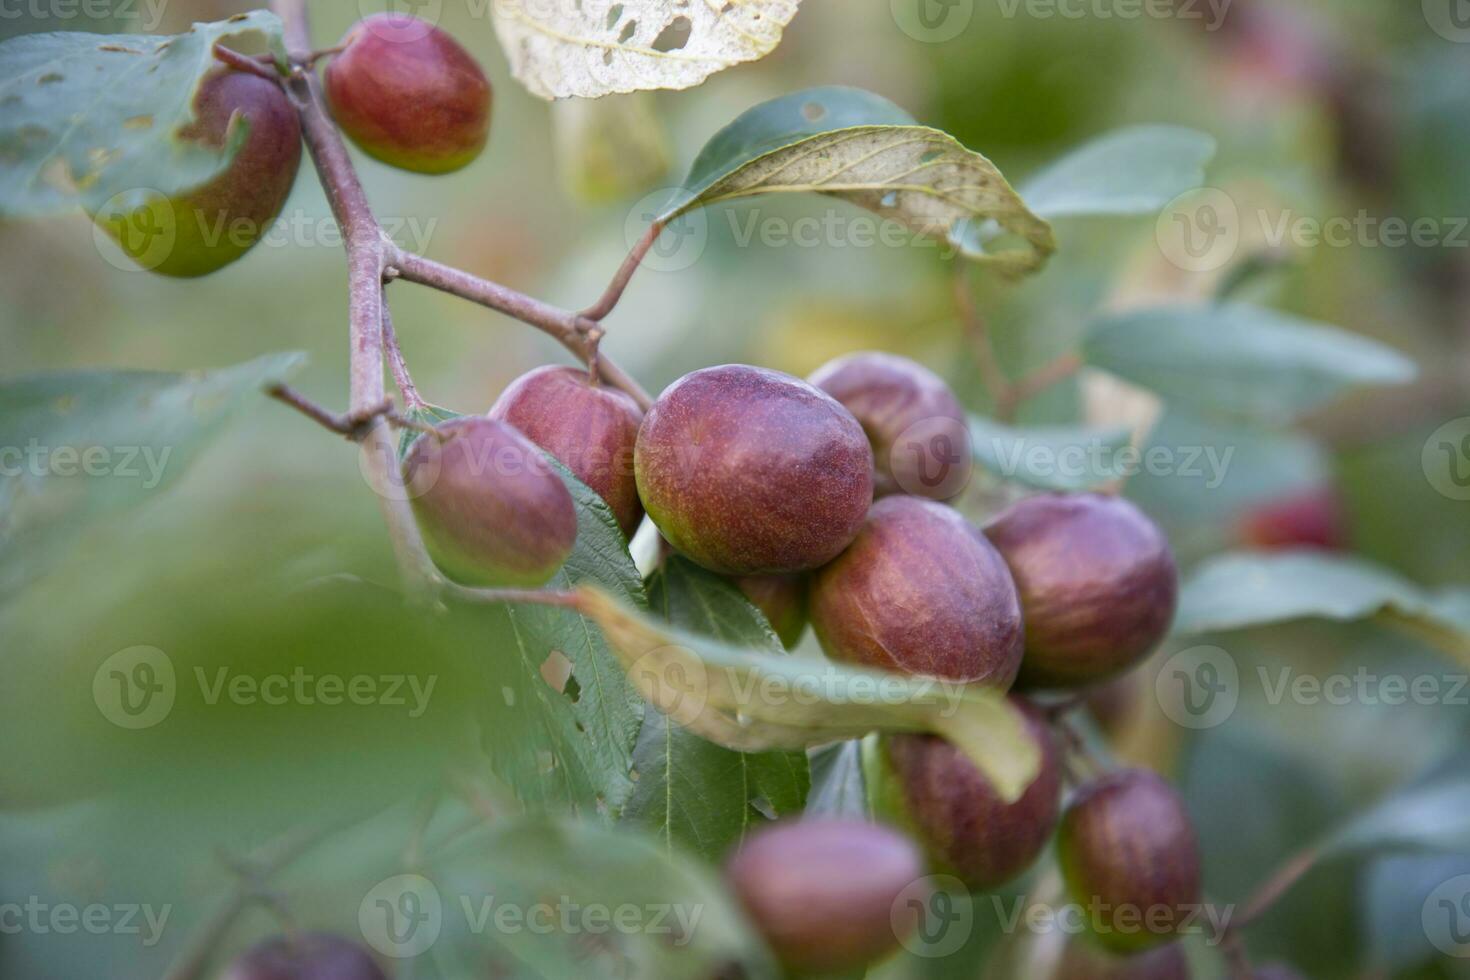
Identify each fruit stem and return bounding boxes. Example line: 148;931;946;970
211;44;282;82
382;299;427;411
266;384;432;439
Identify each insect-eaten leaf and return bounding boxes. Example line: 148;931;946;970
573;583;1042;803
492;0;803;100
0;10;284;217
658;86;1056;275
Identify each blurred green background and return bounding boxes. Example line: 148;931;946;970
2;0;1469;977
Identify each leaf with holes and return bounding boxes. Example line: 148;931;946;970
462;457;649;818
491;0;803;100
657;86;1056;274
0;11;284;218
623;557;808;860
572;584;1042;803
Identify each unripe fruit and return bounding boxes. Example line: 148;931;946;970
325;14;491;174
489;365;644;538
1055;939;1190;980
1057;769;1202;953
725;819;924;975
1237;486;1346;551
878;698;1060;890
635;365;873;575
985;494;1177;689
733;574;808;649
811;495;1023;685
808;352;973;501
96;69;301;277
403;417;577;586
220;933;386;980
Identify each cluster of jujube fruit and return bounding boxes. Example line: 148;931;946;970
100;14;490;277
406;351;1205;975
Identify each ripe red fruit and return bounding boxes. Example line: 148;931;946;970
221;933;386;980
1237;486;1347;551
725;819;924;975
808;352;972;501
96;69;301;277
1056;939;1190;979
489;365;645;538
635;365;873;575
733;574;808;649
324;14;491;174
810;495;1023;685
877;698;1061;890
403;417;577;586
985;493;1177;689
1057;769;1202;953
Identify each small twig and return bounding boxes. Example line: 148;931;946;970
581;219;663;321
212;44;281;82
1050;714;1108;784
382;300;426;411
389;248;653;410
267;384;432;440
997;352;1084;421
1227;846;1321;933
1218;931;1255;980
954;266;1012;412
303;44;346;66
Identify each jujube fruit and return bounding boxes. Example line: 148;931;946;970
809;351;973;501
220;933;386;980
810;495;1023;685
1237;485;1347;551
403;417;576;586
1057;769;1202;953
725;819;924;975
876;697;1060;890
489;365;644;538
635;365;873;575
324;14;491;174
733;573;808;649
1055;939;1190;979
96;69;301;277
985;493;1177;689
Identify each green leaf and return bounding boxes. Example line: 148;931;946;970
0;351;305;603
969;415;1132;491
1083;304;1416;424
470;458;648;817
805;739;868;820
1020;125;1216;219
395;401;461;459
1174;552;1470;668
0;11;284;217
624;557;808;860
661;86;1056;275
572;585;1042;803
1322;768;1470;857
426;813;777;978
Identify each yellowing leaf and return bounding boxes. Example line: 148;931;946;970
492;0;802;100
